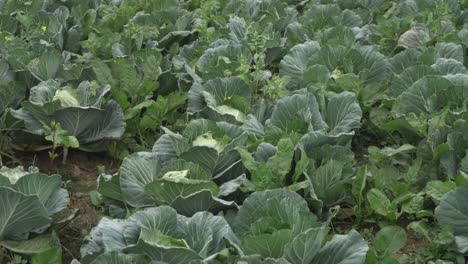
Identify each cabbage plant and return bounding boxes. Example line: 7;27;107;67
188;77;253;124
0;60;25;124
265;91;362;149
99;152;239;216
0;166;69;256
11;80;125;152
79;206;240;264
153;118;250;182
232;189;369;263
435;186;468;254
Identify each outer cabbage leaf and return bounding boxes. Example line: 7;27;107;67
325;92;362;136
284;227;328;264
347;46;392;85
188;77;252;123
0;187;50;240
306;156;354;209
0;59;25;109
9;173;68;216
119;152;161;207
0;166;68;245
394;76;463;116
267;93;327;135
435;186;468;254
311;230;368;264
89;251;150;264
279;41;321;87
80;217;139;263
0;232;60;255
389;65;435;97
197;43;252;80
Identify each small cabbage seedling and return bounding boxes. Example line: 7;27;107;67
42;120;79;166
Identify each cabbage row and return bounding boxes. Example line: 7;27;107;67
1;0;468;263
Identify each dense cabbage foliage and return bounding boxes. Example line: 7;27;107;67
1;0;468;263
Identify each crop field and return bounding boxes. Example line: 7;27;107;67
1;0;468;263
